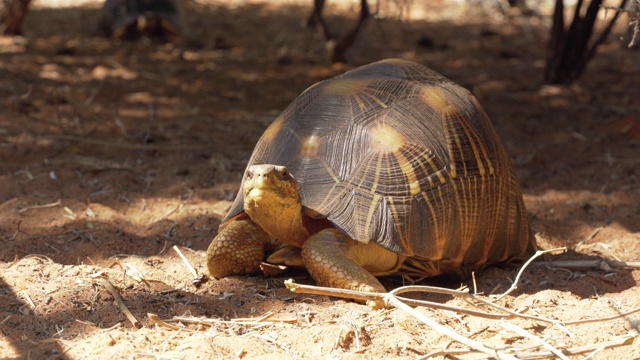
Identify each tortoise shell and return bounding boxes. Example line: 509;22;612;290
224;59;533;276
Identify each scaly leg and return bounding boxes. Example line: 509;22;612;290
206;218;274;278
301;228;401;293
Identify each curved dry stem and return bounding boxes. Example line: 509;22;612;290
284;245;638;358
491;247;567;302
384;294;519;360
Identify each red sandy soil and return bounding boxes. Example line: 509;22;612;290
1;1;639;358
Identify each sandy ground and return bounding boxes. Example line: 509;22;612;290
1;0;639;359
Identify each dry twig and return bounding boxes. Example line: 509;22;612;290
97;278;138;327
534;259;640;270
170;312;297;327
286;281;514;320
21;291;37;314
123;262;149;286
564;307;640;325
148;313;192;331
385;293;519;360
491;247;566;301
17;199;62;213
500;322;569;360
284;244;639;357
510;331;638;359
172;245;202;285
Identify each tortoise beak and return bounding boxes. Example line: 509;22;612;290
243;164;297;200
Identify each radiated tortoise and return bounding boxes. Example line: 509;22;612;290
206;59;535;295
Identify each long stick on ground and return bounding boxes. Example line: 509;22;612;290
384;293;519;360
285;280;508;319
172;245;198;279
534;259;640;269
98;278;138;327
500;322;569;360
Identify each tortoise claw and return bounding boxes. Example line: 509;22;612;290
266;245;305;268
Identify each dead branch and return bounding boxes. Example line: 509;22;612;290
509;331;638;359
172;245;204;286
97;277;138;327
385;293;520;360
534;259;640;269
491;247;566;301
500;322;569;360
286;280;507;319
17;199;61;214
284;242;639;357
148;313;192;331
564;307;640;325
602;1;640;47
166;312;297;328
172;245;198;278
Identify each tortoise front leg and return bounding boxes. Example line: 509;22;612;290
206;218;273;278
301;228;402;294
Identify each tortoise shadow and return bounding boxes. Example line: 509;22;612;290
379;249;636;301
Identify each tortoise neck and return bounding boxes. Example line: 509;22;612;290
244;195;309;247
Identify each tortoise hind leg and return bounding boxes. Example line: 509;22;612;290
206;218;273;278
301;228;402;294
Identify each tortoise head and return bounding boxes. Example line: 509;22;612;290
242;164;309;246
242;164;301;214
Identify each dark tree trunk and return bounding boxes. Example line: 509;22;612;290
0;0;31;35
544;0;627;84
330;0;370;63
307;0;371;63
307;0;334;40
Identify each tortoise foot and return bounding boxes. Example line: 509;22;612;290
301;228;400;293
206;219;272;279
266;245;304;268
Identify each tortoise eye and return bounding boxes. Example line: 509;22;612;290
245;170;253;180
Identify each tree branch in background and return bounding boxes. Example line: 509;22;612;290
0;0;31;35
307;0;371;63
544;0;628;84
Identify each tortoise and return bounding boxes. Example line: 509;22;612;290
206;59;535;296
98;0;180;41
